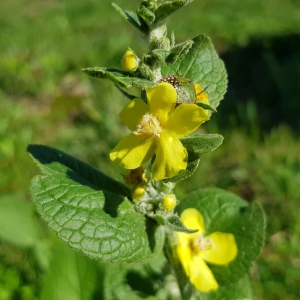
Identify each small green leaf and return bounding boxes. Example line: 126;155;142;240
154;214;198;233
164;134;223;183
165;39;194;64
176;188;265;286
196;102;217;113
28;145;165;263
112;3;148;33
161;35;228;110
115;85;137;100
152;49;170;62
82;67;156;89
163;157;200;183
137;6;156;24
155;0;194;22
180;133;224;157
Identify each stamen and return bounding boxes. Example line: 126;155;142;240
133;113;163;137
191;235;215;253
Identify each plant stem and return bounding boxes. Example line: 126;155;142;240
148;21;169;81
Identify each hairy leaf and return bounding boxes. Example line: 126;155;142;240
28;145;164;264
162;35;227;110
82;67;156;89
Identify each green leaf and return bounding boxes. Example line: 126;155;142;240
155;0;194;22
198;275;253;300
154;214;198;233
176;188;265;286
82;67;156;89
165;39;194;64
163;157;200;183
112;3;147;33
163;134;223;183
40;242;99;300
27;144;131;198
196;102;217;113
181;133;224;157
115;85;137;100
0;193;40;248
137;6;156;24
161;35;228;110
28;145;165;263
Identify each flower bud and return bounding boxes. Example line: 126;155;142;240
162;194;177;211
132;185;146;202
121;49;139;72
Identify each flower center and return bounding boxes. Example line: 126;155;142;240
191;235;214;253
133;113;163;137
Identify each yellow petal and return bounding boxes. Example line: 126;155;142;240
110;135;155;169
180;208;205;235
146;82;177;124
167;103;210;138
194;83;209;104
176;239;192;277
189;255;219;292
151;133;187;180
202;232;237;265
119;98;149;131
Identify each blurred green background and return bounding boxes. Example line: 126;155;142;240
1;0;300;299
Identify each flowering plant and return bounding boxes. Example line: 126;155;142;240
27;0;265;299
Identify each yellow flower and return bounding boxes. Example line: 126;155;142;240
110;83;209;180
177;208;237;292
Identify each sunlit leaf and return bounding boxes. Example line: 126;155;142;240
28;145;165;264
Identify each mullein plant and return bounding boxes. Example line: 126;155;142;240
28;1;265;299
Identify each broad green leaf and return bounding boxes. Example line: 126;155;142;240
28;145;165;263
27;144;131;198
155;0;194;22
180;134;223;157
112;3;148;33
198;275;253;300
0;193;39;248
154;214;198;233
161;35;228;110
176;188;265;286
41;242;99;300
82;67;156;89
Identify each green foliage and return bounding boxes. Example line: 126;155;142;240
40;243;100;300
164;134;223;183
28;145;165;263
0;194;39;248
0;0;299;298
82;67;156;89
162;35;227;110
